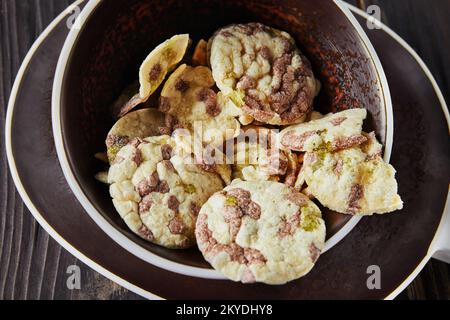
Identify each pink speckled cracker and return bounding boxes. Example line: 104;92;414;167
196;179;325;285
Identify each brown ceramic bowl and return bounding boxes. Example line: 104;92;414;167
52;0;392;279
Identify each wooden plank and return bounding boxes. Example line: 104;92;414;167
0;0;142;300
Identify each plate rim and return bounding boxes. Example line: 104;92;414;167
4;0;162;300
5;1;449;300
50;0;394;280
346;3;450;300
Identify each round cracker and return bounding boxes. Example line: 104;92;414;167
106;108;165;163
209;23;318;125
196;179;326;284
159;64;241;146
108;135;225;249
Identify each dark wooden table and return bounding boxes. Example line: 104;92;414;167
1;0;449;300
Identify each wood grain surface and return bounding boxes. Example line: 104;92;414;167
0;0;449;300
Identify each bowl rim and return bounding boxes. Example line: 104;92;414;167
51;0;394;280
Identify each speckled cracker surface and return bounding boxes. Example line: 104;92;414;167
108;136;225;249
119;34;190;116
279;108;368;153
106;109;166;163
210;23;318;125
302;135;403;216
196;180;325;285
232;139;288;183
139;34;190;99
160;64;241;145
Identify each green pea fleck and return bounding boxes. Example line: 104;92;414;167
315;141;333;152
184;184;197;194
301;206;321;232
311;151;327;172
107;145;124;163
225;196;238;206
228;90;245;108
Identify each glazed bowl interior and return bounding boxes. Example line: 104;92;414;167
59;0;387;268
